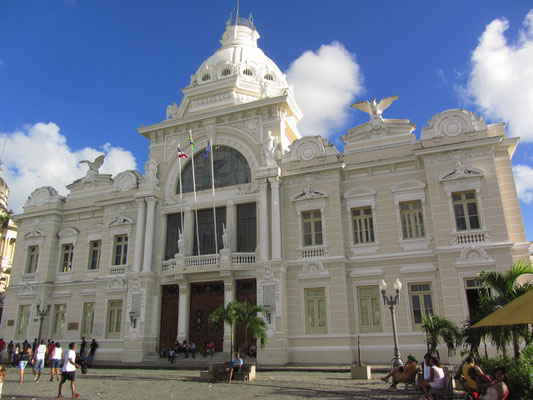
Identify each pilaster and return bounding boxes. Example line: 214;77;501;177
133;198;146;273
142;197;158;273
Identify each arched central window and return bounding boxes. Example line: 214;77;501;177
177;145;251;194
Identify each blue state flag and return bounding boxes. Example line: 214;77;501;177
204;141;210;160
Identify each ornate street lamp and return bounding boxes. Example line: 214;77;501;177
379;278;403;369
36;304;51;343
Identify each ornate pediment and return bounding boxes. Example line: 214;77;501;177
292;185;328;202
297;261;330;279
23;228;45;239
108;216;133;226
421;109;487;142
285;136;338;164
111;170;142;193
24;186;65;209
456;246;495;268
440;162;484;181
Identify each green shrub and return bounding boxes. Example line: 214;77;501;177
478;348;533;400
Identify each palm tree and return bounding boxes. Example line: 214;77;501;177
209;301;238;359
233;301;268;355
420;314;462;359
209;300;269;360
477;261;533;358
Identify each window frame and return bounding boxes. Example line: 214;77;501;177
106;299;123;338
81;302;95;337
301;210;323;247
60;243;74;273
113;234;128;266
407;282;434;328
452;190;482;231
303;286;328;335
15;304;31;340
52;303;67;340
399;200;426;240
25;245;40;274
88;240;101;270
356;285;383;333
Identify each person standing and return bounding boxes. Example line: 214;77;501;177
57;342;81;399
47;341;56;367
0;338;5;362
7;341;13;364
18;341;31;383
50;343;62;382
0;365;7;398
87;339;98;367
32;339;47;382
79;337;87;358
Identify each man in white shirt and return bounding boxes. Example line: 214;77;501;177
57;342;81;399
32;339;47;382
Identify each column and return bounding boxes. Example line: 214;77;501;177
177;277;189;341
133;199;146;273
259;179;269;260
270;177;281;260
142;197;157;272
226;201;237;252
222;272;235;352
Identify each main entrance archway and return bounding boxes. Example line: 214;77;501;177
189;281;225;351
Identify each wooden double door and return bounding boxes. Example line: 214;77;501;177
188;282;225;351
160;285;179;352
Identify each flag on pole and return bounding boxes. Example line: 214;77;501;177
178;147;188;159
204;141;210;160
189;130;195;152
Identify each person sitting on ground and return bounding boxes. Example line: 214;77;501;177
481;367;508;400
421;356;446;399
226;352;243;384
205;341;215;359
380;354;418;390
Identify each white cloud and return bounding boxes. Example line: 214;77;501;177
463;10;533;141
0;122;137;214
285;42;364;137
513;164;533;203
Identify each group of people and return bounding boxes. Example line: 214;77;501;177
162;340;197;362
0;336;99;399
379;353;509;400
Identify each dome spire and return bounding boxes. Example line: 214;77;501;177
226;1;254;30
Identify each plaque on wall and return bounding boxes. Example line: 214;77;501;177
7;319;14;326
262;284;276;312
68;322;79;331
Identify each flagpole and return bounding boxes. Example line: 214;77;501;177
177;144;184;243
209;138;218;253
189;130;201;256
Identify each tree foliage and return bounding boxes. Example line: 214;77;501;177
420;313;462;359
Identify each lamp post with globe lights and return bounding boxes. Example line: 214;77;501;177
36;303;51;344
379;278;403;369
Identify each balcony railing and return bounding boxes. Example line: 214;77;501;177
184;254;220;269
109;265;127;275
231;252;256;264
162;259;176;272
451;230;491;246
297;245;329;259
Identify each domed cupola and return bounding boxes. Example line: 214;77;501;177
174;14;295;118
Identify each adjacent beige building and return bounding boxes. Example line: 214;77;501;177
1;16;529;365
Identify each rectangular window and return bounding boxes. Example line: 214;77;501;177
193;207;226;255
165;213;182;260
409;282;434;326
113;235;128;265
15;305;30;339
81;302;95;337
302;210;323;246
453;191;481;231
26;246;39;273
464;278;486;317
52;304;67;339
305;287;327;334
60;244;74;272
88;240;101;270
400;200;425;239
106;300;123;338
237;203;256;252
352;207;375;244
357;286;382;333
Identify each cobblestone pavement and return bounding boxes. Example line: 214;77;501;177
1;367;425;400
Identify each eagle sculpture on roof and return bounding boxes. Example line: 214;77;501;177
351;95;399;119
79;155;105;173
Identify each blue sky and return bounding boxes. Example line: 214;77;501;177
0;0;532;242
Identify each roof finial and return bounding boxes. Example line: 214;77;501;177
236;0;239;21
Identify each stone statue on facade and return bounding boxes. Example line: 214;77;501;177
177;229;184;255
79;155;105;184
143;157;159;187
222;223;230;249
166;102;179;119
262;131;281;167
351;95;399;120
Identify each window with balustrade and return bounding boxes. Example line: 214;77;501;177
452;191;481;231
302;210;323;246
25;245;39;274
113;235;128;266
237;203;256;252
165;213;183;260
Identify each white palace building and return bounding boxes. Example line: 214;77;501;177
1;16;530;365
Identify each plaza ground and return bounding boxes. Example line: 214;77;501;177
1;366;424;400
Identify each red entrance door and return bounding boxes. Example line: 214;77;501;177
160;285;179;354
235;279;257;353
189;281;224;352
